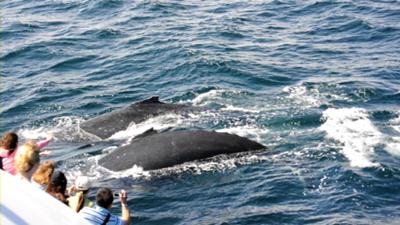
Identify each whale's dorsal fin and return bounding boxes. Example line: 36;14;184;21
138;96;164;104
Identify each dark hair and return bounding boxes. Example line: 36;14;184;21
47;171;68;204
1;132;18;153
96;188;114;208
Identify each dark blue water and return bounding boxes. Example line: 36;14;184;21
1;0;400;224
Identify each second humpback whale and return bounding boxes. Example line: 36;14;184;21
99;130;266;171
79;97;192;139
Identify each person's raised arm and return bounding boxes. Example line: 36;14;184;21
37;133;54;151
119;190;131;225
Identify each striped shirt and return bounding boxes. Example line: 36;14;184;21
79;205;123;225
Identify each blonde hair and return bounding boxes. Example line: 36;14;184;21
32;160;56;185
14;141;40;173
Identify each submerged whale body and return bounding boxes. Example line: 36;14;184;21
99;130;266;171
79;97;191;139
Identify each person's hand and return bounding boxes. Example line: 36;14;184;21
46;133;54;141
67;185;77;195
119;190;128;207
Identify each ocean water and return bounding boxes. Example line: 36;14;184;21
1;0;400;224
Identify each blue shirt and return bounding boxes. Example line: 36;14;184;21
79;205;123;225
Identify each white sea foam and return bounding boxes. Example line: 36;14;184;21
105;165;151;179
18;116;99;142
385;138;400;157
187;89;263;118
320;108;381;168
390;115;400;133
150;153;270;176
221;104;261;113
191;89;246;107
18;116;81;140
19;127;50;140
106;112;210;143
386;114;400;156
283;83;350;108
63;154;151;183
191;90;225;106
217;125;268;144
108;113;187;141
283;85;322;107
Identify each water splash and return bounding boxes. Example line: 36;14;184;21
221;104;261;113
18;116;100;142
190;89;250;107
385;114;400;157
283;85;322;107
18;127;50;140
151;153;269;176
320;108;381;168
283;82;351;108
390;113;400;133
107;113;190;142
191;89;226;106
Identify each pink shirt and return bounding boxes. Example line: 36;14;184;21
0;139;50;175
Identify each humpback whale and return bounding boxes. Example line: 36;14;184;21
79;97;192;139
99;130;265;171
81;97;266;171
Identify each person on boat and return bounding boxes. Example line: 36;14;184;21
68;176;94;212
79;188;131;225
31;160;56;190
14;141;41;182
46;170;69;205
0;132;53;175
